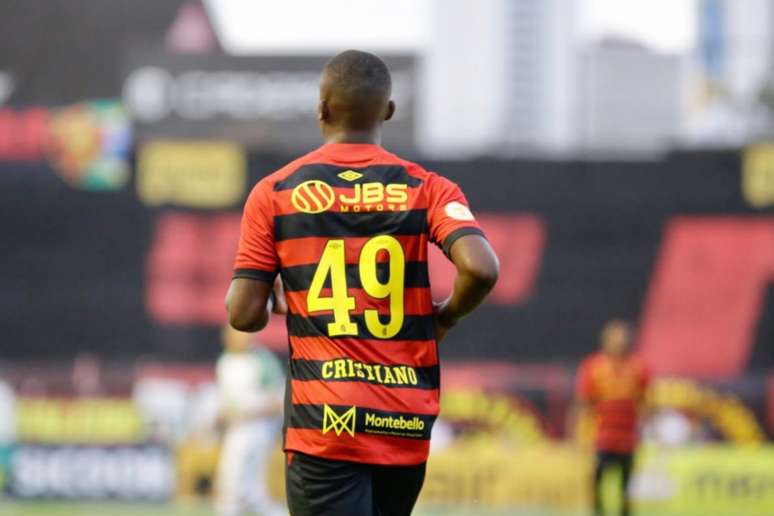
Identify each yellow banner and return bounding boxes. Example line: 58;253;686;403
16;398;146;443
636;445;774;515
423;443;590;508
743;143;774;208
137;140;246;208
176;436;774;515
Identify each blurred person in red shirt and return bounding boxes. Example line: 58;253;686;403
576;319;650;516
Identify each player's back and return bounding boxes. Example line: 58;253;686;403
233;142;484;465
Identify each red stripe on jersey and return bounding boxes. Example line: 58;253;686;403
273;186;427;217
277;235;427;267
289;336;438;367
285;288;432;317
290;380;439;416
284;428;429;465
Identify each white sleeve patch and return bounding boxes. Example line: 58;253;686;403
444;201;475;221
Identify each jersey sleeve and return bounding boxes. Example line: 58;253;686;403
426;173;486;255
233;180;279;283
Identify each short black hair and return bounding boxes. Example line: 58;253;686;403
322;49;392;105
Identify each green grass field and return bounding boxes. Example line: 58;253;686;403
0;502;721;516
0;504;570;516
0;503;541;516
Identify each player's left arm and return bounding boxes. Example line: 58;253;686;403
572;358;596;443
226;181;286;332
226;279;272;332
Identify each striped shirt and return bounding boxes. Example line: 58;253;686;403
576;352;650;453
232;143;484;465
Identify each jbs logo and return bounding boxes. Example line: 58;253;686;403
291;180;336;214
291;179;409;214
339;183;408;212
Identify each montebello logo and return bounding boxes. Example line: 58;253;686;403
321;404;356;437
364;413;425;432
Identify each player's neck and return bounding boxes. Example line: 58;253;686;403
323;127;382;146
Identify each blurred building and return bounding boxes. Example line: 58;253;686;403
422;0;579;157
578;38;683;153
503;0;579;154
705;0;772;106
7;0;773;157
683;0;774;145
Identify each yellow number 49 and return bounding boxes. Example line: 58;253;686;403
306;236;405;339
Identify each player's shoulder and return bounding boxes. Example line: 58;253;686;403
242;149;324;208
580;352;603;369
255;150;322;192
381;149;459;190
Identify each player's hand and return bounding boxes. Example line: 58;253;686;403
432;299;456;343
271;275;288;315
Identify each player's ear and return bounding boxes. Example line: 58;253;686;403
384;100;395;121
318;100;329;121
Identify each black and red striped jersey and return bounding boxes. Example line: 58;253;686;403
233;143;485;465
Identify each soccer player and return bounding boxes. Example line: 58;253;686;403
225;50;499;516
576;319;650;516
215;325;285;516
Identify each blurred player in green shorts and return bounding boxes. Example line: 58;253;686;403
215;325;286;516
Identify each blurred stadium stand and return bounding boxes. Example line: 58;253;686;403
1;1;774;515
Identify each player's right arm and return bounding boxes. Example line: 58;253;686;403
226;181;282;332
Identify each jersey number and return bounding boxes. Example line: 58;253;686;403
307;235;405;339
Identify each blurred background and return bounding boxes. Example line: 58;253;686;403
1;0;773;515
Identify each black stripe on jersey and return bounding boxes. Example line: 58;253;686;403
289;403;435;440
290;359;440;390
275;209;428;241
281;261;430;292
441;227;486;256
286;314;435;341
274;164;423;191
232;268;278;283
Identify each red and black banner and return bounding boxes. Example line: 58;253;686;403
0;149;772;384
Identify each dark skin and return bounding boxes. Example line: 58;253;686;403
226;58;500;339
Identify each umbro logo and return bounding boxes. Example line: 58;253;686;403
337;170;363;182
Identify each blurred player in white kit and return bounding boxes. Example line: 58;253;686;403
216;324;286;516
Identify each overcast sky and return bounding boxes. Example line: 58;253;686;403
580;0;697;52
205;0;697;54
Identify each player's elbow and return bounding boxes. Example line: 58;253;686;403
460;253;500;291
475;261;500;291
228;311;268;332
228;311;255;332
225;297;265;332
